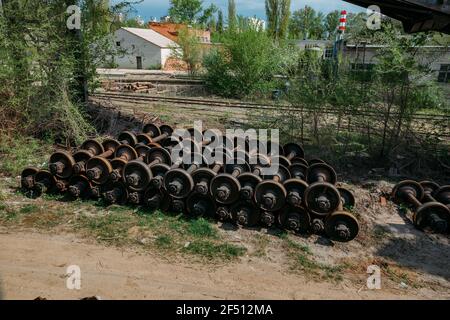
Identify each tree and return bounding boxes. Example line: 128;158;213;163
324;10;340;39
203;29;279;98
197;3;218;27
228;0;237;32
279;0;290;40
168;0;203;24
170;27;202;75
0;0;132;141
217;9;224;33
265;0;291;40
289;6;324;40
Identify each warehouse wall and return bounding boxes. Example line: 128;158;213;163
113;29;164;70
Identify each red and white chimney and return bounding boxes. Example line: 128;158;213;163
339;10;347;33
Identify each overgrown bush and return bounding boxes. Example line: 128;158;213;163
203;29;280;98
246;25;448;173
0;0;129;143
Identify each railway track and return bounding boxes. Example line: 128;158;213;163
90;92;450;138
91;92;450;122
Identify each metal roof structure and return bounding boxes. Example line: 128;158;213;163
121;27;178;48
344;0;450;33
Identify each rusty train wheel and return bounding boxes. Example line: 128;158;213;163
49;151;75;179
413;202;450;234
391;180;424;204
325;211;360;242
304;182;341;216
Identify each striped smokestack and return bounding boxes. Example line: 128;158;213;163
339;10;347;33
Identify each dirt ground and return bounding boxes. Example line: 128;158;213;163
0;175;449;300
0;230;447;300
1;98;449;300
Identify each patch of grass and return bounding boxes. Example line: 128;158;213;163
251;234;270;257
0;135;52;176
78;211;135;245
283;237;344;282
383;264;421;289
155;235;174;250
187;218;217;238
184;240;246;261
20;204;40;214
0;206;19;222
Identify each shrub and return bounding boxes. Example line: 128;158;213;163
203;29;279;98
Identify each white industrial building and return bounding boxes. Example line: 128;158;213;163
113;27;178;70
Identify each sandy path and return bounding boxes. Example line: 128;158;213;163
0;230;439;300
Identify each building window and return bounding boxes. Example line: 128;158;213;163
438;64;450;83
324;48;333;59
116;41;121;47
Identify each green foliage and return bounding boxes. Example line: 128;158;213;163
0;135;52;177
228;0;237;32
169;0;203;23
216;10;224;33
289;5;325;40
187;218;217;238
170;27;202;75
0;0;130;142
265;0;291;40
324;10;340;39
203;29;279;98
168;0;217;26
268;20;448;163
183;240;246;260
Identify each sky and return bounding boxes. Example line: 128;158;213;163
116;0;365;21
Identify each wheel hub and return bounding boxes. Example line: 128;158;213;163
237;210;249;225
172;199;184;212
240;186;253;200
168;179;183;195
22;177;34;189
126;173;141;187
429;213;447;233
87;167;101;180
73;162;85;174
217;207;230;221
91;187;101;198
312;219;325;233
335;223;351;240
287;192;302;207
110;170;121;182
129;192;140;204
105;189;120;203
316;195;331;211
261;212;275;226
147;195;162;209
69;185;81;197
287;216;300;231
151;176;164;189
195;181;209;195
193;203;206;216
49;162;65;175
263;193;277;210
217;185;231;202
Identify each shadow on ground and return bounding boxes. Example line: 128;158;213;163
375;218;450;281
